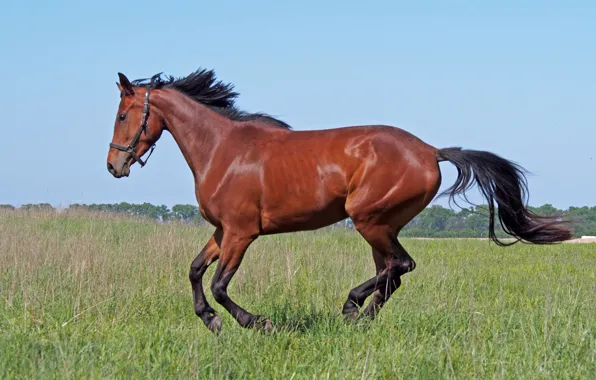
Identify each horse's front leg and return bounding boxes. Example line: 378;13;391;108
189;229;222;333
209;231;273;333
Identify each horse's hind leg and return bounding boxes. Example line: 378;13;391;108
341;224;415;320
361;239;413;319
189;229;222;333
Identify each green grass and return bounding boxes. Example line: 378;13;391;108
1;210;594;379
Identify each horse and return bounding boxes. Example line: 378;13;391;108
106;68;572;333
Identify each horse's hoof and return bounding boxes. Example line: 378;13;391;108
207;315;222;334
343;311;359;322
253;316;274;333
261;318;274;333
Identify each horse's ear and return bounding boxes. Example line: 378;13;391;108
117;72;135;96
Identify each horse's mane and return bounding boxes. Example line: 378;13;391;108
131;68;292;130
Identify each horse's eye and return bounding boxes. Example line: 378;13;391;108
119;113;126;121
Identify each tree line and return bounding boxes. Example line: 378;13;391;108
1;202;594;237
0;202;204;225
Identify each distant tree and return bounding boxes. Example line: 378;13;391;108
567;206;596;236
21;203;53;211
529;203;563;217
0;204;15;210
465;212;490;234
134;202;170;221
171;204;204;224
411;205;456;231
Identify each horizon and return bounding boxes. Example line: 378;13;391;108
1;1;594;210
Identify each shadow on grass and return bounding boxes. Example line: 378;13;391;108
266;305;374;334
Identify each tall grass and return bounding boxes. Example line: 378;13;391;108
0;210;594;379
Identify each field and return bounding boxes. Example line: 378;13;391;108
1;210;594;379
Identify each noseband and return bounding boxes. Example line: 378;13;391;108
109;83;156;167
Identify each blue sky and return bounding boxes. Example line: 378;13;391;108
1;1;594;209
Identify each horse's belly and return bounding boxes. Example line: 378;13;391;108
259;155;351;234
260;196;348;234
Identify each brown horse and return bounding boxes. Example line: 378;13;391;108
106;68;572;333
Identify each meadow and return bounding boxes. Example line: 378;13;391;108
0;210;594;379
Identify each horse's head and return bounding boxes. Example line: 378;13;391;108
107;73;165;178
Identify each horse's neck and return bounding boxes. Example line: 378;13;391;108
153;89;231;182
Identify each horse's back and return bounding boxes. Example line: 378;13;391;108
254;124;440;233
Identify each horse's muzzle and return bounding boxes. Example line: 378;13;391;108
107;161;130;178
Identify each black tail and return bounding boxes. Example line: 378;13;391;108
437;147;573;246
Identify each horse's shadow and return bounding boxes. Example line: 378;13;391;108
265;307;374;334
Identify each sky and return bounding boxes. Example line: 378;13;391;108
1;1;594;210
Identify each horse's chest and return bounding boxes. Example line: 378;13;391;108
197;203;218;227
195;184;222;227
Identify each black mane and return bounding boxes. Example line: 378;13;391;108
131;68;292;130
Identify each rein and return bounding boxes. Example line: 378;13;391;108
109;83;156;167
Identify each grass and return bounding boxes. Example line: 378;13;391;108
0;210;594;379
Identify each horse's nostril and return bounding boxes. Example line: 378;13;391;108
107;162;115;173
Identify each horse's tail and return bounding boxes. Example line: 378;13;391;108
436;147;573;246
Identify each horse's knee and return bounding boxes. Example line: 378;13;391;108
189;265;198;283
189;261;204;283
211;280;227;304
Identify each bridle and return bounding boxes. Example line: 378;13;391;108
109;82;156;167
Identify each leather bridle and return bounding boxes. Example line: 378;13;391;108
109;83;156;167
